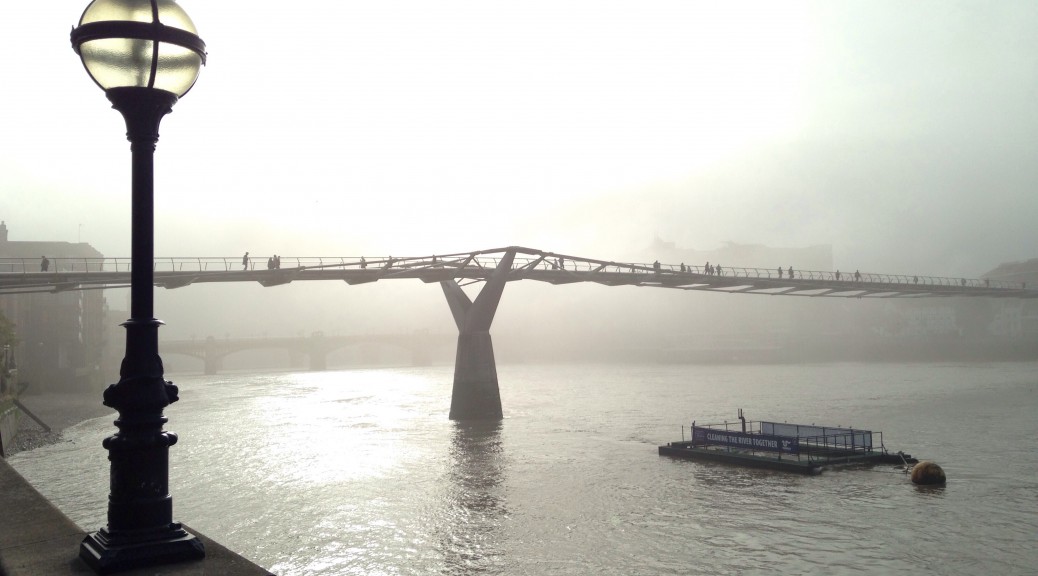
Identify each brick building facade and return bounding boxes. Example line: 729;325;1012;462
0;221;109;392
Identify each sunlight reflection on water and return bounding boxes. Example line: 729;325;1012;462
9;362;1038;575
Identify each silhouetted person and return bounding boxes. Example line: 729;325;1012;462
788;266;794;279
835;270;841;281
266;257;273;269
360;257;367;269
275;255;281;269
777;266;783;279
558;257;565;270
242;251;249;270
40;256;49;272
680;263;686;273
854;269;861;281
914;276;919;284
705;261;710;275
653;260;661;273
716;264;722;276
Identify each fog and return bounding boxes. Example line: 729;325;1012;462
3;2;1037;359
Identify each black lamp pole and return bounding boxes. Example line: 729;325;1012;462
77;87;205;573
71;1;208;572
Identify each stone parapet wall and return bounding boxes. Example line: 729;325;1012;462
0;402;21;458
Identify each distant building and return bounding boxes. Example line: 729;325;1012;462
641;237;839;346
983;259;1038;337
630;237;1038;362
0;221;109;392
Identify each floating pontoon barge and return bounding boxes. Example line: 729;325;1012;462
658;410;918;475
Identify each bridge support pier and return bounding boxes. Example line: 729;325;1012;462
308;333;328;371
203;338;222;375
309;352;327;371
202;356;222;376
441;249;515;420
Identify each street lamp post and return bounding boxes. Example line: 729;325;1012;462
70;1;206;572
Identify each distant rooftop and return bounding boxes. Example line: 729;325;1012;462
0;221;104;259
984;258;1038;284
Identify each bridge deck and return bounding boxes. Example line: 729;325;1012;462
1;247;1032;298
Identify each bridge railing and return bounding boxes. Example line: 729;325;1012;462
504;256;1024;290
615;262;1019;290
0;255;1026;291
0;257;370;274
0;257;117;273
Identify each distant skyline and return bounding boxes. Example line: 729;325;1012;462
3;1;1037;280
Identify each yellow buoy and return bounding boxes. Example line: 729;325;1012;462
910;461;946;485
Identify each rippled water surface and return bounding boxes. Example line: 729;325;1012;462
10;362;1038;575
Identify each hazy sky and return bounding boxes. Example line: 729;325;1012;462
3;1;1037;279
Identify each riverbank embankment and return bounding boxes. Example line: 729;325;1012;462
7;392;113;454
1;393;274;574
0;458;273;574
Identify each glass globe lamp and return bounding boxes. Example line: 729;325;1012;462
71;0;206;97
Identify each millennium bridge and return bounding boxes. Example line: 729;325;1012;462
3;246;1034;419
1;246;1031;296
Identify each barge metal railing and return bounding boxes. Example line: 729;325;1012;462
681;419;889;465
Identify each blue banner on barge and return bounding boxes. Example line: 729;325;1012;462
692;426;800;454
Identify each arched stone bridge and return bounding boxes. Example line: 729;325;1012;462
162;332;454;375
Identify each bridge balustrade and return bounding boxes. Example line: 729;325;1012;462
561;261;1020;290
430;255;1016;291
0;254;1026;292
0;257;116;273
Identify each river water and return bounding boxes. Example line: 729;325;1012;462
9;361;1038;575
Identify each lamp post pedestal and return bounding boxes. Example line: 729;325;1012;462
78;88;204;574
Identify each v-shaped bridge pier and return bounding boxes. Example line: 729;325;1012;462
440;249;516;420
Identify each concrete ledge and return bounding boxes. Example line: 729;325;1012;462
0;459;272;575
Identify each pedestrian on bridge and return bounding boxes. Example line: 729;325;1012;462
777;266;783;278
788;266;794;279
242;252;249;270
40;256;49;272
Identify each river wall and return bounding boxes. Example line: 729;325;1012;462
0;400;21;458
